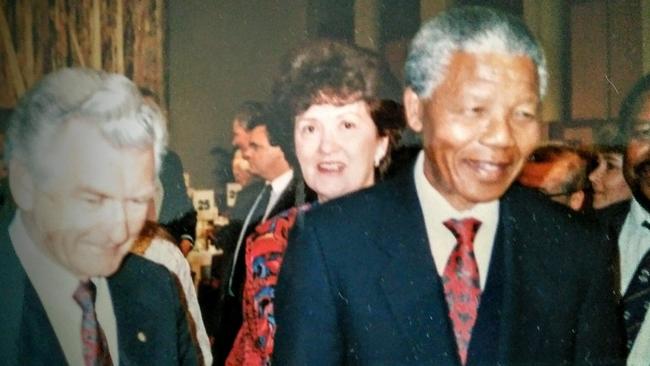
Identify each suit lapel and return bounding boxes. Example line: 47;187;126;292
375;170;459;364
491;200;517;364
495;188;566;362
0;213;67;365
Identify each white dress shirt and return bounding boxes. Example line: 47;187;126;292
10;212;119;365
263;169;294;221
618;199;650;364
413;151;499;289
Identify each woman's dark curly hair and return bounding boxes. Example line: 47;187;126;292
266;40;405;176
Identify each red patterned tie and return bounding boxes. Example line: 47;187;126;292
73;281;114;366
442;218;482;365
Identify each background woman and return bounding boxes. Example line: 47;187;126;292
226;40;404;365
589;144;632;210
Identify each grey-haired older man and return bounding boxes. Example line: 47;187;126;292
0;68;198;365
274;6;623;365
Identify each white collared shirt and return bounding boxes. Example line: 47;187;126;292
263;169;294;221
9;212;119;365
617;199;650;362
413;151;499;289
619;199;650;292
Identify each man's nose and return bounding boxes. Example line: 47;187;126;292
108;201;130;244
480;113;516;148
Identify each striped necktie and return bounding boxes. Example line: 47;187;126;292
623;220;650;352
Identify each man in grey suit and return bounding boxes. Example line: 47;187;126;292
274;6;623;365
0;67;198;365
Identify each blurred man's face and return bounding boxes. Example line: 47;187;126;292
242;125;286;181
518;153;586;210
589;152;631;209
405;51;541;210
624;92;650;211
232;119;250;153
13;119;155;280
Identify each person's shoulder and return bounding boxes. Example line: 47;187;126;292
503;185;614;266
503;184;597;228
307;172;407;222
111;253;174;287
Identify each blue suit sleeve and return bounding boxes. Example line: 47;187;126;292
273;213;344;365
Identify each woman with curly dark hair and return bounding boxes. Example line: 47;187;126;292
226;40;404;365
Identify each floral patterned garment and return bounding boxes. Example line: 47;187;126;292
227;204;311;366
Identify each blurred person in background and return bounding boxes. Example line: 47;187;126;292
231;148;253;187
589;144;632;210
140;88;197;256
517;142;594;211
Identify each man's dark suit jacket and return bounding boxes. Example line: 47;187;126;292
158;150;197;244
274;162;624;365
0;213;199;365
595;200;632;244
211;175;299;365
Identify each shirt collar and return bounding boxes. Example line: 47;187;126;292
413;150;499;223
268;169;294;193
9;211;80;298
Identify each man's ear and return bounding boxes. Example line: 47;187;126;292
403;88;423;133
569;190;585;211
9;158;35;211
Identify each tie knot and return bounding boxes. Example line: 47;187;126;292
444;217;482;245
73;280;97;311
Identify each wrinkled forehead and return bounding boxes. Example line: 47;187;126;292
34;119;154;184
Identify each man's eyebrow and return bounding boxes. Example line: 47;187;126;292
77;186;108;197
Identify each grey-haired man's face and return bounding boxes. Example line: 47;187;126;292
624;91;650;210
12;119;156;280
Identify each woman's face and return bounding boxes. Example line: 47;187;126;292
295;100;389;202
589;152;632;209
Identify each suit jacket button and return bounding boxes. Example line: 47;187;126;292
137;331;147;342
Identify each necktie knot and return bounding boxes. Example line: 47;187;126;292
444;218;482;248
74;281;97;312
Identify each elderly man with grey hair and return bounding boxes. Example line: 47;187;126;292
0;67;198;365
274;6;623;365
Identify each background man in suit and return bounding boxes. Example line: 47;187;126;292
0;67;198;365
598;73;650;363
139;88;197;256
212;109;297;364
274;6;623;365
